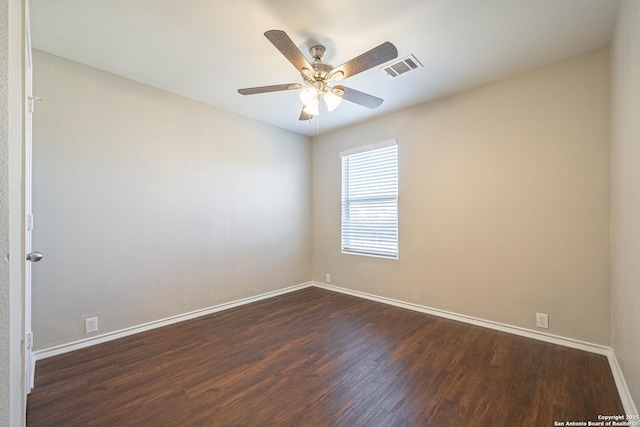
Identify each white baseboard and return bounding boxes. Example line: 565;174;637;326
33;282;314;361
607;350;639;416
29;352;35;391
312;281;638;415
33;280;637;416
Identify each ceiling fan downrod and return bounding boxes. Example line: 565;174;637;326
302;45;336;84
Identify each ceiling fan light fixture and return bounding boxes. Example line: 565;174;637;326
238;30;398;122
323;90;342;111
299;85;318;107
303;100;319;116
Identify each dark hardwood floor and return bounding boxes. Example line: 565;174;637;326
27;287;624;426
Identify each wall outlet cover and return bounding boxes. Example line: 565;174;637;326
85;317;99;334
536;313;549;329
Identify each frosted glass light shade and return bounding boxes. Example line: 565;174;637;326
299;86;318;107
324;90;343;111
303;100;319;116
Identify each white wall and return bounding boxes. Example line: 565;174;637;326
312;50;611;344
611;0;640;410
31;51;311;350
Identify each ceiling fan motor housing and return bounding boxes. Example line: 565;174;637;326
300;45;335;84
307;61;333;81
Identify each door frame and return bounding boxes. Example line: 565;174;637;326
24;0;35;394
7;0;28;423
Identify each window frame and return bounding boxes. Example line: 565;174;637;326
340;139;399;259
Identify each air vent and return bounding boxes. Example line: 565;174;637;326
381;54;423;79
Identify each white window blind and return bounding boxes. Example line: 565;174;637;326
341;140;398;259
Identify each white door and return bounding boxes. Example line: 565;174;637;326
24;0;39;395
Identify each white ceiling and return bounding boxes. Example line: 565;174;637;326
30;0;620;137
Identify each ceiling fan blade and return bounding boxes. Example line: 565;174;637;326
299;107;314;121
329;42;398;80
264;30;313;74
238;83;302;95
334;85;384;109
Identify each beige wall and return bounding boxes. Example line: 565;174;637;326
312;49;611;344
32;46;617;351
611;0;640;409
31;50;311;350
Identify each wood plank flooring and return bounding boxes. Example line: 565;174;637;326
27;287;624;426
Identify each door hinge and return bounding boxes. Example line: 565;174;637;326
27;214;33;231
26;331;33;350
27;96;42;113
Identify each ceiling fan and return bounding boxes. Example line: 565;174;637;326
238;30;398;121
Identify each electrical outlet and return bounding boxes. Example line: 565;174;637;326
85;317;99;334
325;274;331;283
536;313;549;329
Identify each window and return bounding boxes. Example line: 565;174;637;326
341;140;398;259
